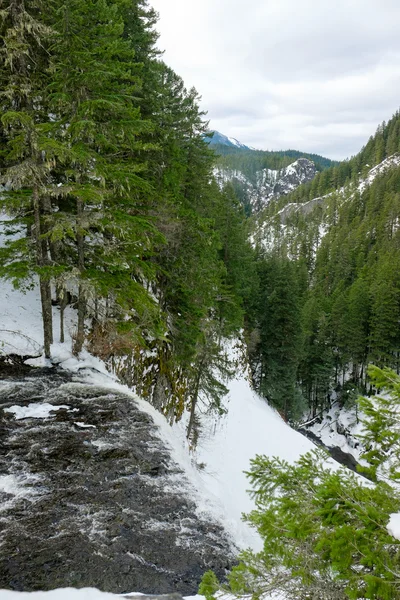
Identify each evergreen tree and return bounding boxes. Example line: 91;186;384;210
203;365;400;600
47;0;162;353
186;322;232;444
299;295;333;414
0;0;57;357
369;251;400;367
254;254;304;420
344;277;370;383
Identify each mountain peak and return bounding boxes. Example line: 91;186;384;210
207;131;251;150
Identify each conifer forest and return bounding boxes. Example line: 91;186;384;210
2;1;400;599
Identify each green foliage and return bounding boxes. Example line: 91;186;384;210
199;570;219;600
248;110;400;414
275;110;400;208
204;367;400;600
358;365;400;482
249;253;305;421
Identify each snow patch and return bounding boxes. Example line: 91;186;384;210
306;403;365;461
0;474;27;497
176;343;316;551
387;513;400;540
358;154;400;194
215;158;317;213
4;403;73;420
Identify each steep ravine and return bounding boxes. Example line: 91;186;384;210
0;366;235;594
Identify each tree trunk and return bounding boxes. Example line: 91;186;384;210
186;358;205;442
41;195;54;346
74;284;86;355
33;186;53;358
57;283;68;344
73;198;86;355
186;391;198;443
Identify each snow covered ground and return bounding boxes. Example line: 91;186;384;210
185;351;314;550
1;591;201;599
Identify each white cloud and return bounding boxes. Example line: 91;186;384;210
151;0;400;159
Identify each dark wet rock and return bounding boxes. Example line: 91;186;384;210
0;371;236;594
327;445;360;473
298;427;370;479
0;355;39;376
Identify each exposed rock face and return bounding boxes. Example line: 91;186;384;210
0;369;235;595
276;195;326;224
215;158;317;213
252;154;400;254
270;158;317;199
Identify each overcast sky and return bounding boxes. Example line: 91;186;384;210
150;0;400;160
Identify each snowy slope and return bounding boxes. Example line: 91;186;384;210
188;355;314;551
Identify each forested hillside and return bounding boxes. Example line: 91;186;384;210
0;0;257;443
210;138;337;215
247;111;400;421
281;112;400;204
212;143;337;176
